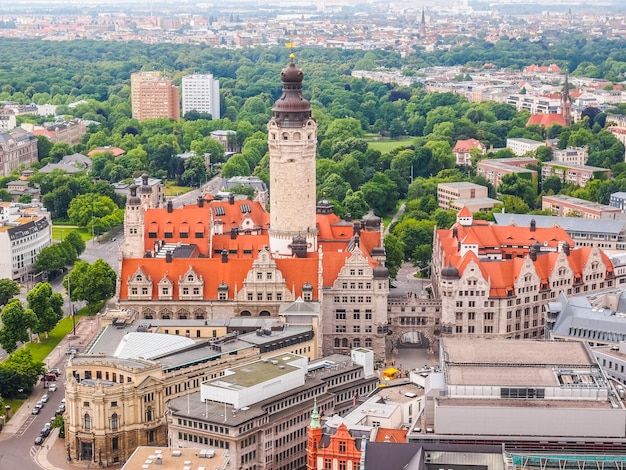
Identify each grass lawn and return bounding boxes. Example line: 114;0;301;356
366;137;415;153
165;181;194;197
51;226;92;242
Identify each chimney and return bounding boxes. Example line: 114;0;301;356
344;213;352;222
353;222;361;236
197;196;204;208
530;218;536;232
221;249;228;263
228;193;235;205
230;227;238;240
452;226;458;238
165;251;172;263
529;245;537;262
167;200;173;213
563;241;570;256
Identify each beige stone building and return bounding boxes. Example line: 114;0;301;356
432;210;616;339
0;127;38;177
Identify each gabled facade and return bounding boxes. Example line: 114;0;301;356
432;211;615;339
118;57;390;361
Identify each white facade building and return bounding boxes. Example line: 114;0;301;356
181;74;221;119
0;202;51;281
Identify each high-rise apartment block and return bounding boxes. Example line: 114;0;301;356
131;71;180;121
181;74;220;119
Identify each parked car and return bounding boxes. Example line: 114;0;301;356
40;427;50;437
41;394;49;403
34;436;44;445
48;383;57;392
32;406;41;415
49;368;61;377
61;398;66;405
55;407;64;416
36;400;44;408
66;348;77;355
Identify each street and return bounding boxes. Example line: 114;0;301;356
172;176;222;208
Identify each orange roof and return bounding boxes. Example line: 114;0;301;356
119;254;319;301
457;206;472;218
374;428;408;443
526;114;566;127
87;146;125;157
453;138;484;153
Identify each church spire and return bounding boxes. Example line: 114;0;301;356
420;8;426;37
562;73;572;126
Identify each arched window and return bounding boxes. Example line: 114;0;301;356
353;338;361;348
365;338;372;348
240;310;251;316
259;311;271;317
111;413;119;430
84;413;91;430
334;338;340;348
341;338;348;348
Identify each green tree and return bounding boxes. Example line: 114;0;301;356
48;142;73;162
64;259;117;315
324;117;364;142
181;155;208;187
383;233;404;280
65;231;86;256
67;193;118;227
0;300;36;354
498;173;537;208
27;282;63;338
0;349;44;396
0;279;20;306
361;172;398;215
36;135;53;161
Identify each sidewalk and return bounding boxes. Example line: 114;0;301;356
1;316;105;469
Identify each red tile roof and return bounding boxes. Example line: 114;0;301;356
526;114;566;127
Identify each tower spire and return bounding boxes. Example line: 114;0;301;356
420;8;426;37
562;73;572;126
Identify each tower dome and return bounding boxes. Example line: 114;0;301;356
362;208;381;229
441;264;460;279
139;173;152;194
373;265;389;279
272;55;312;127
290;235;308;258
128;184;141;206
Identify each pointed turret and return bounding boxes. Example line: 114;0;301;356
420;8;426;36
306;398;323;469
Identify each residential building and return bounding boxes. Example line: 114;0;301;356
432;208;615;339
553;147;588;166
408;338;626;451
6;180;39;201
181;73;220;119
494;213;626;251
436;181;498;212
118;58;390;360
507;95;561;114
452;138;485;166
130;71;162;119
0;127;38;177
0;202;51;281
166;350;378;470
0;109;16;130
506;138;545;156
136;78;180;121
38;153;92;175
476;157;537;187
542;194;623;219
210;130;239;154
25;119;87;146
541;162;610;188
610;192;626;212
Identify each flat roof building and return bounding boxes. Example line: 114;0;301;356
542;194;623;219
